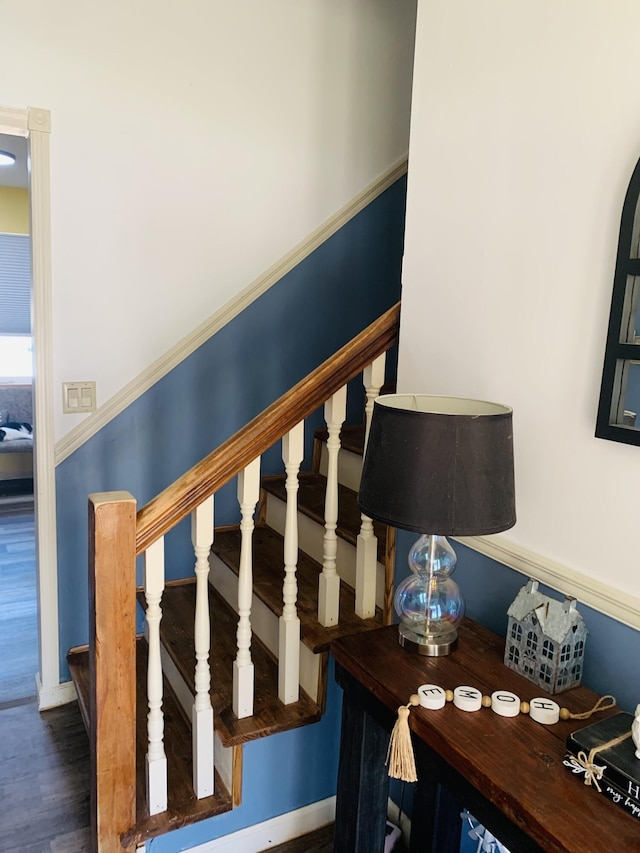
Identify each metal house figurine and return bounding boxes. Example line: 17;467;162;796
504;579;588;694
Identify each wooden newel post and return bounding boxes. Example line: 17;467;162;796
89;492;137;853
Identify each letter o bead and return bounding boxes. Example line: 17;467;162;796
491;690;521;718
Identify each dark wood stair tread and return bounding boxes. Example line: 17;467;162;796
66;640;232;847
261;471;387;564
212;524;383;653
143;582;322;748
67;648;91;733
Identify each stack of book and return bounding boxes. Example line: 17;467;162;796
564;713;640;821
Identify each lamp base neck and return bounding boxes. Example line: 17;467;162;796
397;622;458;656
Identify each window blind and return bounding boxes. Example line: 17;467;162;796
0;233;31;335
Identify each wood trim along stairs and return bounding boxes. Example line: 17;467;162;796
68;304;400;851
136;303;399;554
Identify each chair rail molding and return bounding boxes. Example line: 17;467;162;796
459;534;640;632
54;155;409;465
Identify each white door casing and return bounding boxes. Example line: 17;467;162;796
0;106;66;708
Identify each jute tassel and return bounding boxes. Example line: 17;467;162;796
386;694;421;782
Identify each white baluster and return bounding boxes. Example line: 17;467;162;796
144;537;167;815
279;421;304;704
233;456;261;719
318;385;347;627
356;353;386;619
191;495;215;798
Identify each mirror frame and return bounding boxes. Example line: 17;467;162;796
596;155;640;446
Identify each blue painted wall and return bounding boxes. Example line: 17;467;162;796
55;176;405;849
56;175;406;675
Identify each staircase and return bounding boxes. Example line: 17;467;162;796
67;304;400;852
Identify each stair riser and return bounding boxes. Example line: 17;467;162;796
264;493;385;610
158;642;242;807
317;444;363;492
210;554;323;704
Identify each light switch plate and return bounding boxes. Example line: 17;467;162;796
63;381;96;414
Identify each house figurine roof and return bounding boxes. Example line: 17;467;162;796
506;579;584;645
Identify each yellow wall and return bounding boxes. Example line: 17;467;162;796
0;186;29;234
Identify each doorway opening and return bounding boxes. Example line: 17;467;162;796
0;132;37;705
0;106;61;710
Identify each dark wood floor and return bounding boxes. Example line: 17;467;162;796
0;698;333;853
0;696;91;852
264;824;334;852
0;696;406;852
0;698;344;853
0;495;91;851
0;494;38;703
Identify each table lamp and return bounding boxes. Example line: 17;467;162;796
358;394;516;656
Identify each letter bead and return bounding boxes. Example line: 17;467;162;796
418;684;446;710
405;681;601;731
491;690;521;718
529;697;560;725
453;686;482;712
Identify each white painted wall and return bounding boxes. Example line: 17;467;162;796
0;0;416;440
399;1;640;600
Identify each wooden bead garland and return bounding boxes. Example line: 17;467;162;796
386;684;616;782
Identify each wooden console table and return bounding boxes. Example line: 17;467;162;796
331;620;639;853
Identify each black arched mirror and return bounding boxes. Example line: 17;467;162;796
596;156;640;446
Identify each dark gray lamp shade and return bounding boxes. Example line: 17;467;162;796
358;395;516;536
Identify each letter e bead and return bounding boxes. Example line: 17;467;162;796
418;684;446;710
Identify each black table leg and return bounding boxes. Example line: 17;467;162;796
410;773;462;853
334;667;390;853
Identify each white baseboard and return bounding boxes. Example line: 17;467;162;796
36;674;77;710
183;796;336;853
135;794;410;853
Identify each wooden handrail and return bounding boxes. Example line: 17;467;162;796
136;302;400;554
